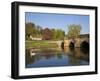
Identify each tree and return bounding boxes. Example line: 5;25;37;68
36;25;42;37
25;23;43;40
51;29;65;40
25;23;35;40
25;22;66;40
67;24;81;39
25;23;35;35
42;28;53;40
56;29;65;40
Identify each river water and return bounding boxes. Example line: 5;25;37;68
25;47;89;68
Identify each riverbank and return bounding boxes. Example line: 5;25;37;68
25;40;58;49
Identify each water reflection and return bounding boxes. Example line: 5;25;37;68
25;47;89;68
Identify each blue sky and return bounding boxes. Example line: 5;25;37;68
25;12;89;34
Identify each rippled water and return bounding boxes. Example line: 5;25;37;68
25;47;89;68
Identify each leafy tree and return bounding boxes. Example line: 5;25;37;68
67;24;81;39
51;29;65;40
25;23;35;35
51;29;57;39
25;23;35;40
36;25;42;37
42;28;53;40
56;29;65;40
25;22;65;40
25;23;43;40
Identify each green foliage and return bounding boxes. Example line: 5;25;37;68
25;23;42;40
25;22;65;40
25;23;35;40
67;24;81;38
25;23;34;35
51;29;65;40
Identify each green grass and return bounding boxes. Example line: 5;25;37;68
25;40;58;49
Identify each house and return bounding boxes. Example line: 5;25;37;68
30;35;42;40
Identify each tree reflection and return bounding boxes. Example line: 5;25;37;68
68;47;81;65
25;49;36;66
25;46;89;68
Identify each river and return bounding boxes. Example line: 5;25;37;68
25;47;89;68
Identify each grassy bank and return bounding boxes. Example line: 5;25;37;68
25;40;58;49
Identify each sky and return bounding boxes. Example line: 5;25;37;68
25;12;89;34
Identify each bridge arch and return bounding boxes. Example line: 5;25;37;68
61;41;64;49
69;42;75;48
80;41;89;49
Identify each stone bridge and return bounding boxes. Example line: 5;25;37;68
53;34;89;48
